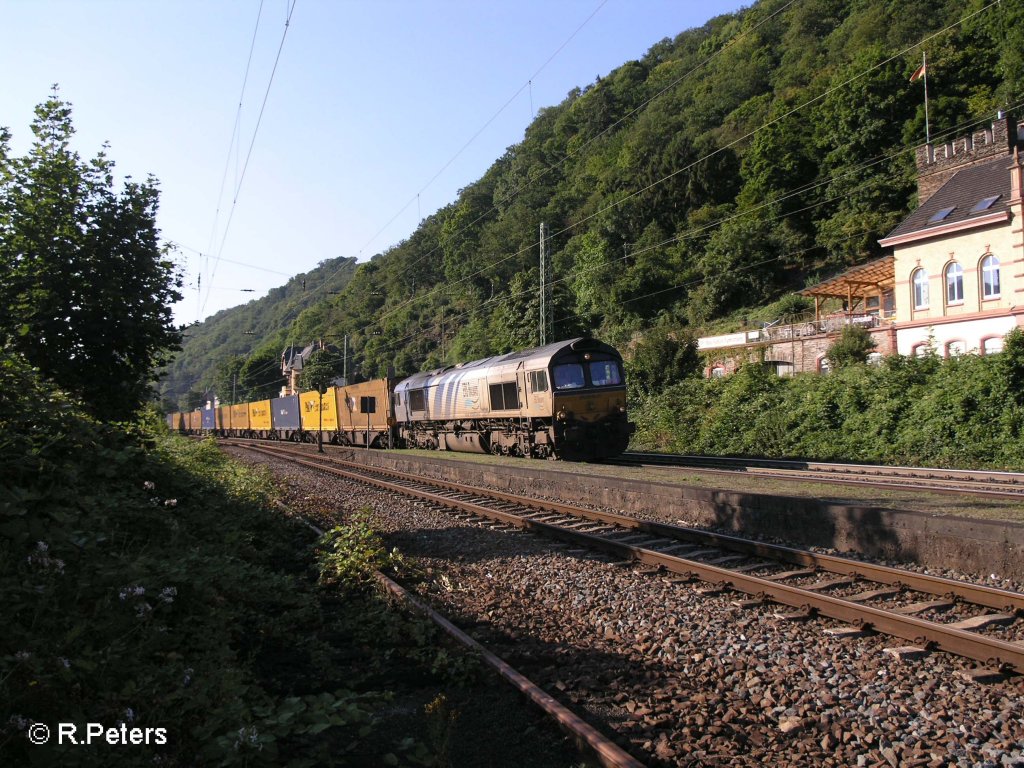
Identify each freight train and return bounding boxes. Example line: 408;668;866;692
168;338;633;461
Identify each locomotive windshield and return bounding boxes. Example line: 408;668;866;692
553;363;585;389
552;358;623;390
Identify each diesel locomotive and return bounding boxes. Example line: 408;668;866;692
168;337;634;461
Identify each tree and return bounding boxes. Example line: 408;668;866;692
0;90;182;421
627;327;700;394
298;349;339;395
299;350;339;453
239;349;283;402
826;324;877;369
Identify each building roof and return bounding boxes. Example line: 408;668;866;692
879;154;1013;246
800;255;894;301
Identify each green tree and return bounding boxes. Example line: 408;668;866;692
213;355;245;405
826;324;878;369
299;349;339;453
299;349;339;395
627;327;700;395
240;348;283;402
0;90;182;421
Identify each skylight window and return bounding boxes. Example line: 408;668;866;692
971;195;1001;213
927;206;956;223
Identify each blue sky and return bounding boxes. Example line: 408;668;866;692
2;0;745;325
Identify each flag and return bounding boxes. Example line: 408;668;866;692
909;63;927;82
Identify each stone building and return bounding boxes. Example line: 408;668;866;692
699;116;1024;376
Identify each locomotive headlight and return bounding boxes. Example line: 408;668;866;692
556;409;568;421
619;405;626;413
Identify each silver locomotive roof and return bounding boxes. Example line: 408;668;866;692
393;337;620;393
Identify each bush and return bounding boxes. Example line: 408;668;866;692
630;345;1024;470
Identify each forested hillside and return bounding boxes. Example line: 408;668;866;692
162;0;1023;407
161;256;357;408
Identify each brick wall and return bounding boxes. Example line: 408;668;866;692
915;117;1014;204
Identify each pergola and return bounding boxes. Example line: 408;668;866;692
800;255;895;321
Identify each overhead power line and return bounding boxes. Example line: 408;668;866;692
200;0;298;319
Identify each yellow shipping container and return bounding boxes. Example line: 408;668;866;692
187;410;202;431
248;399;272;431
334;379;392;431
230;403;250;431
217;405;231;430
299;389;338;431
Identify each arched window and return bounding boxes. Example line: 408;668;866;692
982;336;1004;355
946;340;966;358
981;254;1000;299
912;268;929;309
818;356;831;374
945;262;963;305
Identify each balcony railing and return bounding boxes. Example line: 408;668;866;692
698;312;893;350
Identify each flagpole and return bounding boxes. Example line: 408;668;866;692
922;51;930;144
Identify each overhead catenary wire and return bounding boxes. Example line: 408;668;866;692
291;0;615;318
359;0;1003;346
209;1;1008;388
200;0;298;319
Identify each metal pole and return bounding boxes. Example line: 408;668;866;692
318;391;324;453
923;51;930;145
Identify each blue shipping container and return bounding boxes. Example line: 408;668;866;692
271;395;301;430
201;404;216;430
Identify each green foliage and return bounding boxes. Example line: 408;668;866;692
626;327;700;395
632;347;1024;470
0;350;494;766
299;349;339;394
826;324;877;368
162;2;1018;408
0;90;182;421
316;512;406;587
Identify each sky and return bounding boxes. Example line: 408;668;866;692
2;0;746;327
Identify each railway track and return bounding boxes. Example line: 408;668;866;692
616;452;1024;499
230;440;1024;676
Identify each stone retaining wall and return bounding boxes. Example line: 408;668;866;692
346;450;1024;581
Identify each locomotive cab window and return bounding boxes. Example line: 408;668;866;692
553;363;585;390
528;370;549;393
408;389;426;412
489;381;520;410
589;360;622;387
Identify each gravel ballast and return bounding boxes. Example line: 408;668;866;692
229;446;1024;768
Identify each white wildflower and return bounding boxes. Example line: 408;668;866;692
58;657;70;669
159;586;177;604
164;499;178;508
143;481;156;491
14;651;31;662
124;708;136;723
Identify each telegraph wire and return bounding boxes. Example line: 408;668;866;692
208;2;1008;385
200;0;298;319
368;0;799;329
293;0;613;316
366;0;1002;337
